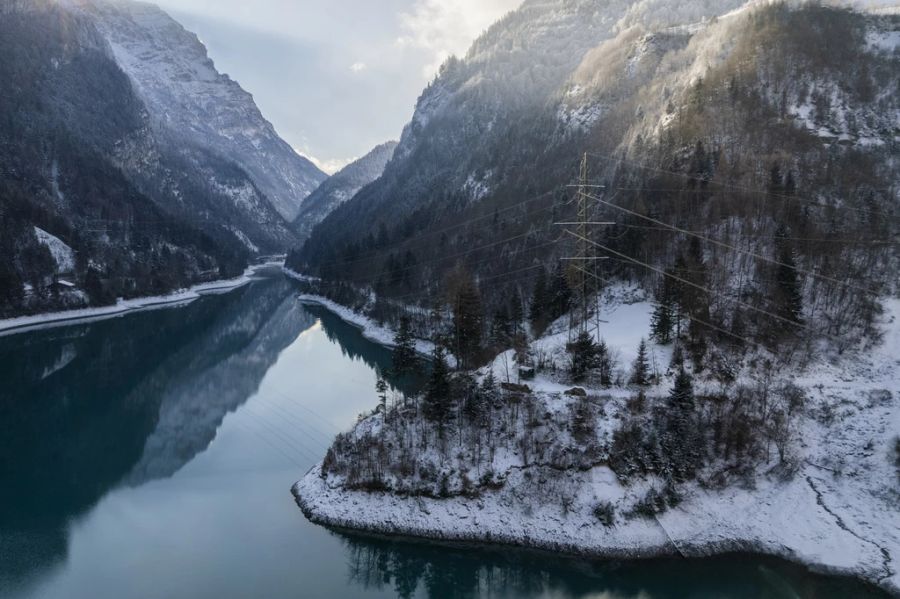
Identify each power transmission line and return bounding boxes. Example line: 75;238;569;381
585;150;898;221
563;229;830;339
584;192;884;297
570;264;753;346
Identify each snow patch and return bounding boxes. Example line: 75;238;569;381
33;227;75;273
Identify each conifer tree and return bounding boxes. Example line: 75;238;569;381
548;263;573;320
376;378;388;412
424;346;453;434
451;270;483;368
509;295;523;338
480;370;499;408
668;368;695;414
529;268;548;329
463;375;489;425
630;339;651;386
490;304;511;348
665;368;700;479
567;331;598;383
775;245;804;326
392;316;419;376
597;339;612;387
651;278;676;344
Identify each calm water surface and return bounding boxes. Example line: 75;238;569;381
0;273;888;599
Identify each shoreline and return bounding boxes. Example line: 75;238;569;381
293;465;899;597
0;262;280;337
282;267;438;359
287;290;900;598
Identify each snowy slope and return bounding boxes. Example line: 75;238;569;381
295;293;900;595
77;0;326;221
33;227;75;274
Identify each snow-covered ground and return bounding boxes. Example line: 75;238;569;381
0;262;279;337
34;226;76;274
294;289;900;595
283;266;443;361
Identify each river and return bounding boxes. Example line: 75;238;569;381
0;271;888;599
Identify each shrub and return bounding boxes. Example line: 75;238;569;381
632;488;667;519
593;501;616;527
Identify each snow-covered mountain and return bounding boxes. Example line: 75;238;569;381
293;141;398;244
79;0;326;222
0;0;325;317
296;0;898;346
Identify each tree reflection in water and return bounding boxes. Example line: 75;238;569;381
335;530;888;599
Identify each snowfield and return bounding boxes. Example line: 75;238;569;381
294;291;900;596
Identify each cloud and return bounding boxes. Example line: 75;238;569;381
397;0;523;77
294;148;357;175
350;62;367;73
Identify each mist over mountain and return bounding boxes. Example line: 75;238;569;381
293;141;398;245
0;0;325;318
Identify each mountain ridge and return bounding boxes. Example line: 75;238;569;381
292;141;398;245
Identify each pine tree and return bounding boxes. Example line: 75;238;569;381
529;268;548;330
668;368;695;418
463;375;489;425
597;339;612;387
480;370;499;408
567;331;598;383
424;345;453;433
392;316;419;376
508;295;523;338
775;245;804;326
651;278;676;344
449;269;483;368
630;339;651;386
376;378;388;412
665;368;700;479
490;304;511;348
548;263;573;320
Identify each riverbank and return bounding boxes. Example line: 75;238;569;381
283;266;438;359
0;262;278;337
294;463;897;595
292;291;900;597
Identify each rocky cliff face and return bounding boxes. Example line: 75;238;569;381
80;0;326;222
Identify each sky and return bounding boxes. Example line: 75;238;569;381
155;0;523;173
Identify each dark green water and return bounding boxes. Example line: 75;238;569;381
0;273;888;599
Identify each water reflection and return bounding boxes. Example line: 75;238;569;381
0;276;313;591
335;532;886;599
0;275;891;599
305;303;428;396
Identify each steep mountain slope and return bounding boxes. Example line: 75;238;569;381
292;141;397;244
296;0;898;348
0;0;323;318
80;0;327;222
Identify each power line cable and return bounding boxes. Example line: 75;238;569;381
584;192;884;297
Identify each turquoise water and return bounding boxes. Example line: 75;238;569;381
0;273;888;599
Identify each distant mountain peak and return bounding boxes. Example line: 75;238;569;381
293;141;398;244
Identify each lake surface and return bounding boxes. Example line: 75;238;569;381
0;272;888;599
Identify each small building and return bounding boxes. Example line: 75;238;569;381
50;279;77;294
